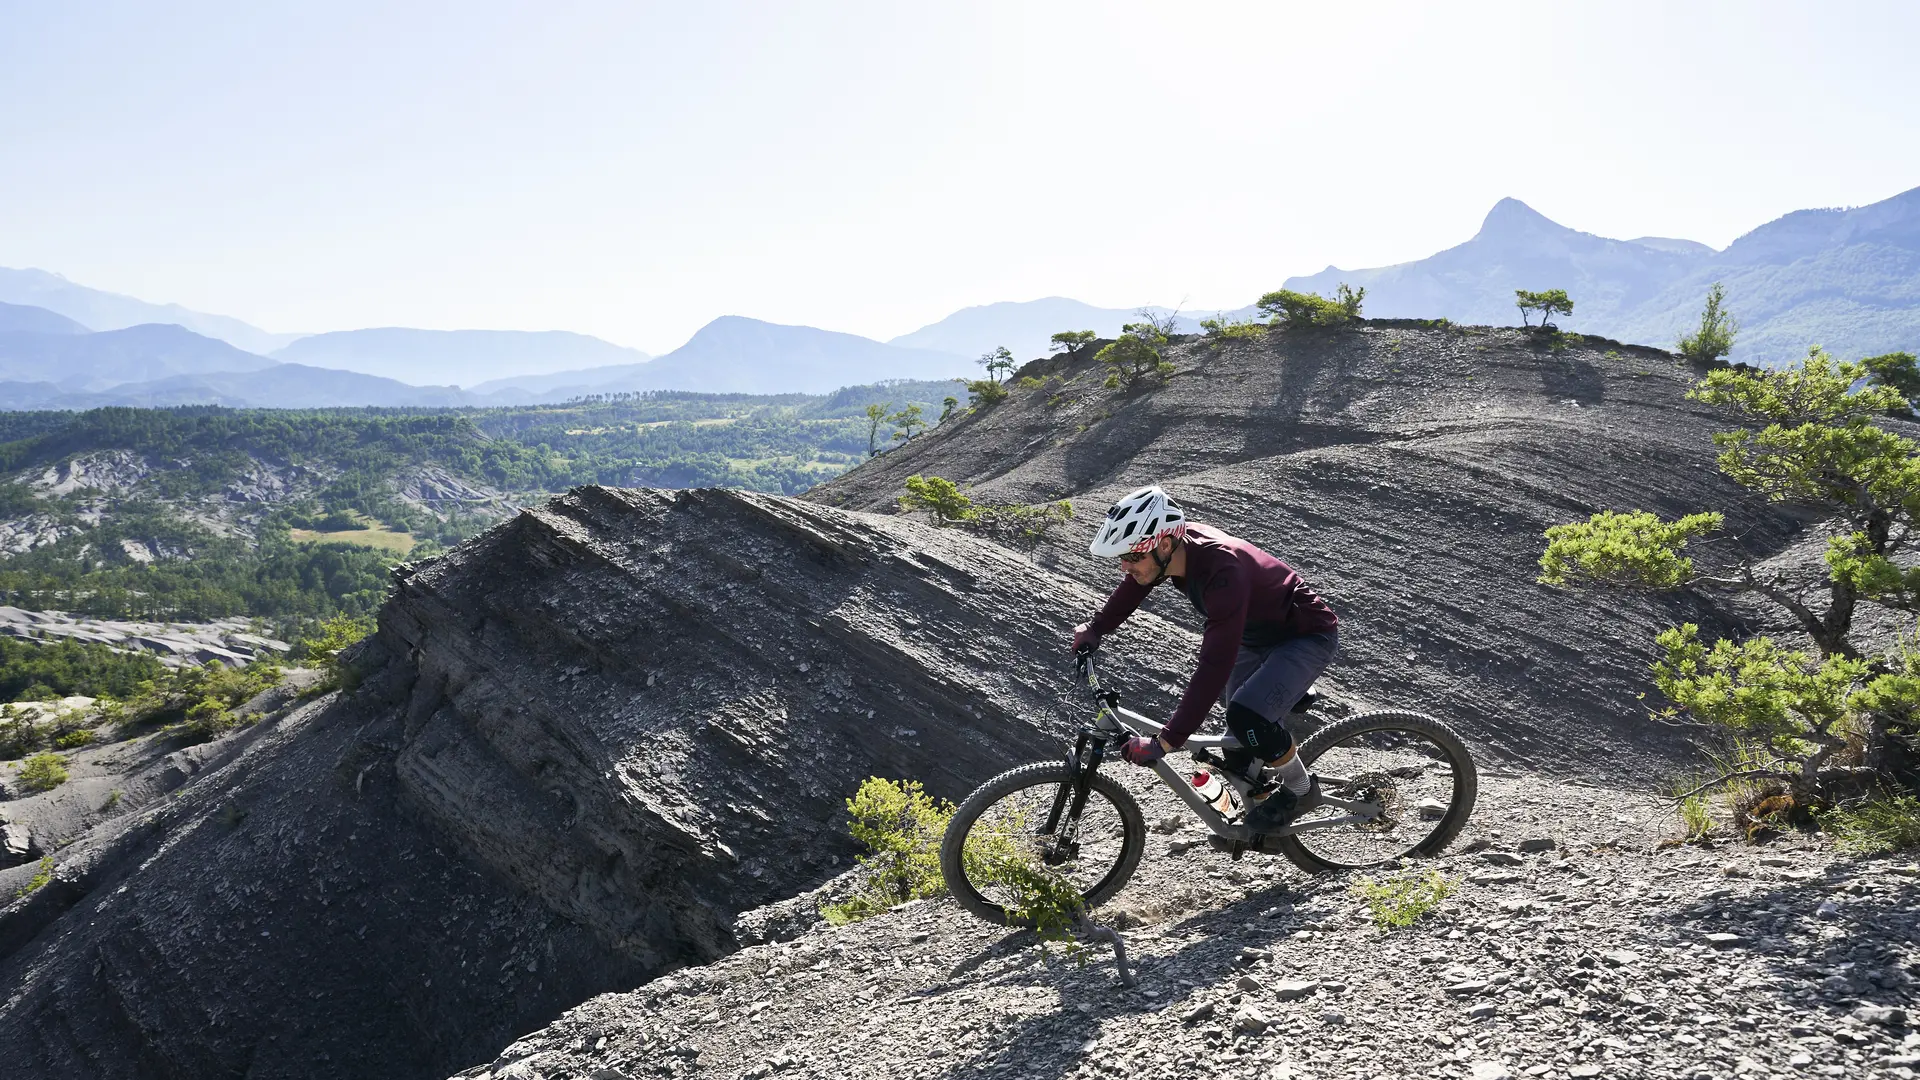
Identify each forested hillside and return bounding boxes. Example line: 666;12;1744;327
0;379;962;637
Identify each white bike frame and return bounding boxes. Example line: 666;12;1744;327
1076;649;1383;845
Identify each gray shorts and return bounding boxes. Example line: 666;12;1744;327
1222;630;1339;723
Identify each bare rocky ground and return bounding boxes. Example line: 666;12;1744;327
0;604;289;666
455;766;1920;1080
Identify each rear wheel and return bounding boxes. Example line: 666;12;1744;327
1270;710;1477;875
940;762;1146;926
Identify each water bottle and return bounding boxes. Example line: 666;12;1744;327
1191;769;1238;818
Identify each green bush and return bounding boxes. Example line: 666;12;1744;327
1676;282;1737;365
1542;348;1920;807
1352;870;1457;928
52;727;95;750
1515;288;1574;329
1822;795;1920;853
1256;285;1360;329
18;751;68;792
14;855;53;898
1199;316;1266;342
1096;320;1174;389
1049;330;1097;355
964;378;1008;408
959;806;1087;945
821;777;955;925
965;501;1074;550
898;475;975;526
0;705;41;759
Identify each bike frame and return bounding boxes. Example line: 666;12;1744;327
1048;649;1383;851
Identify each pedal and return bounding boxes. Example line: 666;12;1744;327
1206;835;1246;860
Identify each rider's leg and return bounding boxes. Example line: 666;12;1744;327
1227;633;1339;827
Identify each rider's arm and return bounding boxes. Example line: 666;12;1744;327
1159;569;1249;748
1083;576;1150;638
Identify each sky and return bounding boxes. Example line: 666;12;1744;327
3;1;1918;354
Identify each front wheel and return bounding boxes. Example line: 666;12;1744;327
1270;709;1478;875
940;761;1147;927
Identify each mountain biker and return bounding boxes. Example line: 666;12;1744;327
1072;485;1339;834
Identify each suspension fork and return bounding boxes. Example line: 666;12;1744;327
1041;722;1110;862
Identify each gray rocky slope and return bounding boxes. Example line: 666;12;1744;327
0;487;1195;1079
0;323;1902;1080
810;321;1810;780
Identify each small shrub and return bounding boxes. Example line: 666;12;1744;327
1050;330;1097;355
1256;287;1357;329
102;788;123;810
1676;282;1737;365
183;697;236;740
961;807;1087;946
1199;316;1266;343
966;500;1075;551
15;855;53;898
1822;794;1920;854
898;475;975;525
937;395;960;424
52;727;95;750
978;346;1016;385
1096;320;1173;390
1352;870;1456;929
965;378;1008;408
1016;376;1046;390
0;705;42;759
1515;288;1574;329
1671;775;1715;840
889;403;926;443
820;777;955;925
18;752;68;793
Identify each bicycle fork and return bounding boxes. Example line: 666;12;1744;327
1039;728;1105;864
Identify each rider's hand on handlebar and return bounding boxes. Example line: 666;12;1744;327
1119;735;1170;766
1072;623;1101;655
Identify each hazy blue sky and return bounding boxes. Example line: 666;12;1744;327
3;1;1917;352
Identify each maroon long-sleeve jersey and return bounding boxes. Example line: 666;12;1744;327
1085;522;1338;745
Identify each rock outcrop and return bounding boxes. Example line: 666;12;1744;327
0;487;1198;1080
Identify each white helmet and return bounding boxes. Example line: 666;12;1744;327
1089;485;1187;557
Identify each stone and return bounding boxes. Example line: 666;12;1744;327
1272;980;1319;1001
1815;900;1840;920
1236;975;1264;993
1469;873;1523;886
1855;1005;1908;1028
1235;947;1273;966
1601;949;1642;967
1517;838;1556;853
1568;1066;1602;1078
1181;1002;1216;1024
1480;851;1526;867
1446;981;1491;996
1467;1002;1497;1019
1234;1005;1271;1034
1469;1063;1512;1080
1706;932;1744;948
1320;1010;1346;1025
1415;798;1449;819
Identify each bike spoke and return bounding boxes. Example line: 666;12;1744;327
1288;725;1465;869
959;779;1131;912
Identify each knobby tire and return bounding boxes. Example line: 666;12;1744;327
940;761;1147;927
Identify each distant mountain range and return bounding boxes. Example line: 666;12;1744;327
1287;184;1920;366
272;328;650;386
1;184;1916;409
0;268;300;356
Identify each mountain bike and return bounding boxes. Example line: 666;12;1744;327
939;646;1478;927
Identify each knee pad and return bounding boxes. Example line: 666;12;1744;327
1225;700;1293;761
